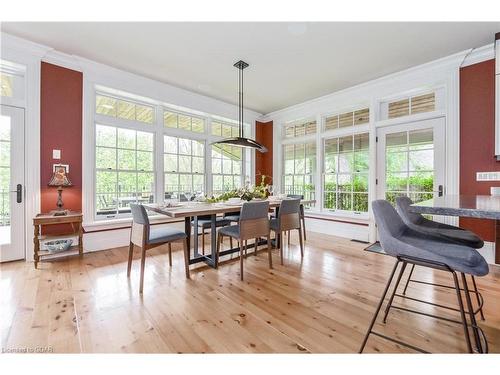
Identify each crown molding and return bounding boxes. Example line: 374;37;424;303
0;32;51;59
461;43;495;67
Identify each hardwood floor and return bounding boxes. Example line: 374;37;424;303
1;231;499;353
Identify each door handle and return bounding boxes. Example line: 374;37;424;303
10;184;22;203
438;185;443;197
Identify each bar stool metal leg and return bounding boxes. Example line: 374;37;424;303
452;272;473;353
359;260;400;353
402;264;415;296
383;262;407;323
471;275;485;321
461;273;484;353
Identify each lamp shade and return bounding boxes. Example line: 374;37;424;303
48;166;72;187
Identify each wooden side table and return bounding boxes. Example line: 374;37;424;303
33;211;83;269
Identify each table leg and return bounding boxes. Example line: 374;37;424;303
211;214;218;268
193;216;199;256
184;217;191;254
496;219;500;264
78;221;83;257
33;224;39;269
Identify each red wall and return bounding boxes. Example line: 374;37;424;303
459;59;498;242
40;62;83;233
255;121;273;185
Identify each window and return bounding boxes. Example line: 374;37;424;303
95;124;155;218
164;136;205;197
0;72;13;97
283;142;316;205
284;119;316;138
0;116;10;225
211;120;249;138
325;108;369;131
323;133;369;213
164;111;205;133
385;129;434;204
211;145;243;193
96;94;155;124
387;92;435;119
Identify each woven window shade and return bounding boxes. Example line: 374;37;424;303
411;93;435;114
388;98;410;119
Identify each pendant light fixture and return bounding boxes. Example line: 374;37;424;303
211;60;267;153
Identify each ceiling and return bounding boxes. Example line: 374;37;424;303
2;22;499;114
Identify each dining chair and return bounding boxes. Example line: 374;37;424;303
360;200;489;353
286;194;307;243
128;204;190;293
270;198;303;265
217;201;272;280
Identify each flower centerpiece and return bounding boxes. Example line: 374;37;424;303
205;175;269;203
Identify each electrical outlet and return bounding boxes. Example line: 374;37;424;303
476;171;500;181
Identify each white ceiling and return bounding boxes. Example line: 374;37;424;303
2;22;499;114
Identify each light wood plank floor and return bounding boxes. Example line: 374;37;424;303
1;231;499;353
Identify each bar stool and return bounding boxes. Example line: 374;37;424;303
360;200;489;353
128;204;190;293
396;196;485;320
217;201;272;280
270;198;304;265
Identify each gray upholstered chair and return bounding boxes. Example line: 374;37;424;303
270;199;304;265
396;196;484;248
192;215;232;254
396;196;486;319
360;200;489;353
286;194;307;241
128;204;190;293
217;201;272;280
223;211;240;223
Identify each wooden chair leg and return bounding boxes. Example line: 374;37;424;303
298;227;304;257
239;240;244;281
139;246;147;294
279;231;284;265
216;232;221;254
230;237;233;249
302;216;307;241
201;228;205;255
254;237;258;255
183;238;190;279
287;230;291;245
168;242;172;267
267;235;273;269
127;242;134;277
244;240;248;257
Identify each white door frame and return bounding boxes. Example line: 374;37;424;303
0;105;25;262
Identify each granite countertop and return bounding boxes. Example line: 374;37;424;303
410;195;500;220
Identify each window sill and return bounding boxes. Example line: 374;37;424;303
304;210;370;225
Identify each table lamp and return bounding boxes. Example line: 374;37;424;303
48;165;72;216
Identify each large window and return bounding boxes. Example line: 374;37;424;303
164;135;205;197
0;116;10;225
323;133;369;213
283;142;316;204
211;145;243;193
95;125;155;218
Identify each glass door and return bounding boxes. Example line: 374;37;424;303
0;105;25;262
376;117;445;205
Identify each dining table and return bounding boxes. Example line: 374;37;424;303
410;194;500;264
145;198;316;268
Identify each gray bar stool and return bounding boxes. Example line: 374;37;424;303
396;196;485;320
128;204;190;293
360;200;489;353
217;201;272;280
